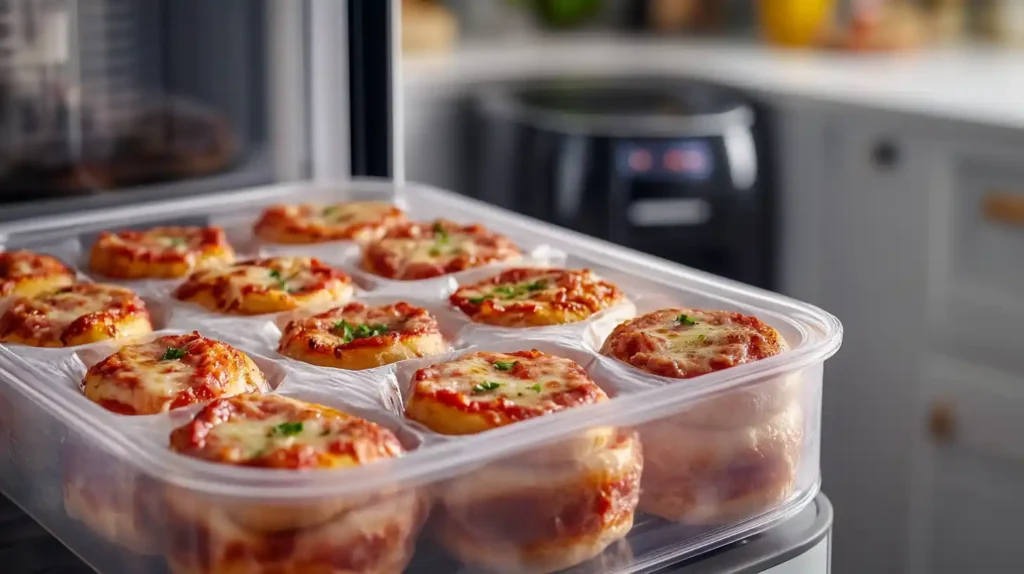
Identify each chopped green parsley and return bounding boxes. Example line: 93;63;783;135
333;320;388;343
432;222;449;243
160;347;186;361
492;280;547;300
269;269;301;292
472;381;501;394
270;422;303;437
493;360;518;371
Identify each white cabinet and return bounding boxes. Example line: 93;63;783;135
779;108;934;574
907;136;1024;574
778;103;1024;574
907;357;1024;574
926;141;1024;371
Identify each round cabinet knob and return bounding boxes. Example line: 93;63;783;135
928;401;957;444
871;139;900;171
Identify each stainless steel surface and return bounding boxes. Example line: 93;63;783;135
661;494;832;573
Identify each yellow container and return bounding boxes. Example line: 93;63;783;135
757;0;837;48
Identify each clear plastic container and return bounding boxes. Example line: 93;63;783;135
0;179;842;574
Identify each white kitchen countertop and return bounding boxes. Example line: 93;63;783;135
403;36;1024;129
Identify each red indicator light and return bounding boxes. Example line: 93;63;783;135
628;149;652;172
665;148;706;173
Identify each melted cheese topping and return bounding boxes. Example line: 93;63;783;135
316;202;399;226
210;414;338;460
133;351;196;394
254;201;406;244
228;264;301;291
8;257;41;276
664;320;735;352
0;283;151;347
278;301;449;370
425;354;568;407
0;251;75;296
280;301;439;349
406;350;608;434
171;394;405;470
89;227;235;280
107;232;188;253
451;268;626;328
27;284;140;327
363;220;522;281
9;259;34;275
602;308;787;379
49;291;112;323
176;256;348;311
96;226;230;256
455;272;561;304
385;233;482;265
660;314;778;362
82;333;265;415
0;250;70;277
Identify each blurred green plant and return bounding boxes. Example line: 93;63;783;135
504;0;606;29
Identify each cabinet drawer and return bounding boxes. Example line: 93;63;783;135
931;153;1024;360
924;449;1024;574
952;163;1024;294
910;357;1024;574
921;357;1024;460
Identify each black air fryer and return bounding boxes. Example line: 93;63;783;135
468;77;775;289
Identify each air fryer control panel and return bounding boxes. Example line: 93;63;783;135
614;139;715;182
606;132;770;289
